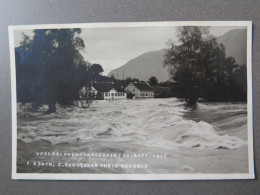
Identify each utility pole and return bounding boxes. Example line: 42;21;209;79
117;68;118;80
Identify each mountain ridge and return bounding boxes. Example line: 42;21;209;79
217;28;247;65
108;49;169;82
108;29;247;82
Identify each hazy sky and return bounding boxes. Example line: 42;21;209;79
14;26;246;75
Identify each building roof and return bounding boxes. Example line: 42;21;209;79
130;82;154;92
92;82;126;93
153;86;170;90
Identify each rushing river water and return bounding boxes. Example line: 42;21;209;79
16;98;248;174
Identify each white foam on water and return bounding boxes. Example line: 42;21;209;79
173;121;246;149
17;98;247;151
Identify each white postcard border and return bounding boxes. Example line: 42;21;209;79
9;21;254;180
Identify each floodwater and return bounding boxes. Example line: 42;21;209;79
16;98;248;174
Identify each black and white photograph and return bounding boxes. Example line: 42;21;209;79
9;21;254;180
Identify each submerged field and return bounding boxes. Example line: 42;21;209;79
16;98;248;174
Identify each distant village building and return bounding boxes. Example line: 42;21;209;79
91;82;127;100
152;86;172;98
125;82;154;98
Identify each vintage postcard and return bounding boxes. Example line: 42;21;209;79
9;21;254;180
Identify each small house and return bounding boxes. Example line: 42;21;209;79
92;82;127;100
125;82;154;98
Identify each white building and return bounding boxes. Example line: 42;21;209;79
103;88;127;100
125;82;154;98
92;82;127;100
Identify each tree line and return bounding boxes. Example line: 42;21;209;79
164;26;247;108
15;27;247;112
15;29;103;113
